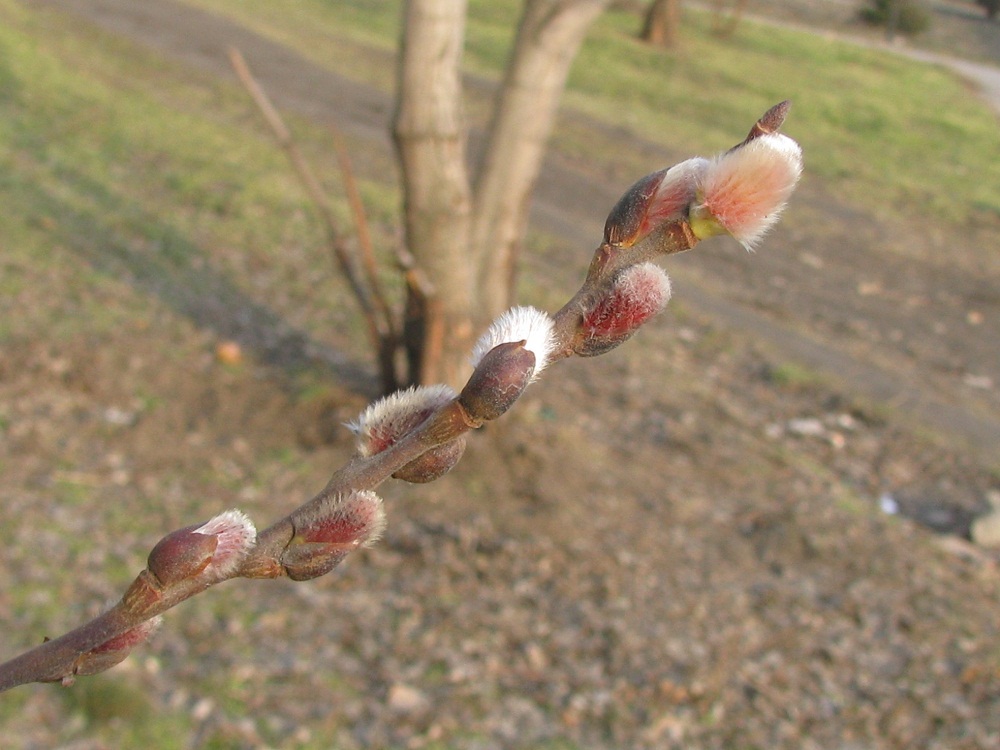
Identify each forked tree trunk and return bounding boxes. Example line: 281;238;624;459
393;0;609;386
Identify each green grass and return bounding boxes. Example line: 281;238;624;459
0;6;361;743
186;0;1000;225
765;361;825;391
0;0;386;354
569;9;1000;221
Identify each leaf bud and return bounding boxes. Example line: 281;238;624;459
459;340;536;423
392;434;467;483
604;158;708;248
147;510;256;587
469;306;555;382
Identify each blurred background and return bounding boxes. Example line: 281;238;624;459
1;1;998;748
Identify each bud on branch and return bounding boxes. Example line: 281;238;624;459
604;105;801;257
576;262;672;357
470;306;556;382
147;510;257;588
282;490;386;581
348;385;466;482
456;306;556;423
69;617;163;684
604;157;708;249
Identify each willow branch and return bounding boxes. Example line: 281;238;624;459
0;218;695;693
329;126;401;390
329;126;395;335
0;102;797;693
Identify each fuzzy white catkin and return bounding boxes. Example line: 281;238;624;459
346;384;457;457
696;133;803;250
469;306;555;380
193;509;257;580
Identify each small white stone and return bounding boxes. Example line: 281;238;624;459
879;493;899;516
986;490;1000;512
787;417;824;437
971;511;1000;548
192;697;215;721
387;683;430;714
962;374;993;390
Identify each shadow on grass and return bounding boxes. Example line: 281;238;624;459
19;168;377;398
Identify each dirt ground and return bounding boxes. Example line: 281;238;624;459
2;1;999;749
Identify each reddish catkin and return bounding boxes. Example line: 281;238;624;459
578;263;672;356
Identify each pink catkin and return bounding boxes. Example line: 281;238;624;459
698;134;802;249
297;491;386;547
349;385;456;457
365;409;432;454
193;510;257;581
584;263;672;339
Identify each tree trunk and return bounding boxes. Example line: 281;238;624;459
641;0;681;48
393;0;476;387
710;0;747;38
471;0;610;325
394;0;608;385
885;0;902;42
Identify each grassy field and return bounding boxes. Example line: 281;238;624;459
0;4;370;741
0;0;399;354
182;0;1000;224
5;0;995;345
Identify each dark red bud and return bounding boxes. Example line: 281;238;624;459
393;435;467;483
280;542;353;582
147;526;217;586
603;169;668;247
736;100;791;150
459;341;536;423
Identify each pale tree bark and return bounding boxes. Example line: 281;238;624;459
641;0;682;48
394;0;609;386
471;0;610;323
393;0;477;387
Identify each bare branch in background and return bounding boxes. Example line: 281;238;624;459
228;47;400;391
